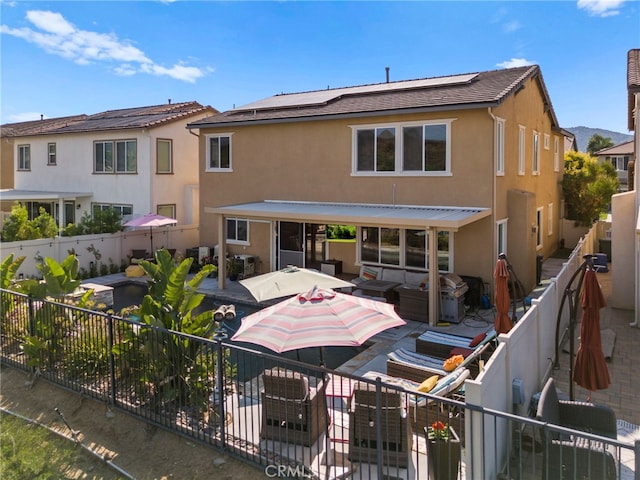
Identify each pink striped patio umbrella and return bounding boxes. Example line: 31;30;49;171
231;286;405;364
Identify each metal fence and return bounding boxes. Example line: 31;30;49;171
1;289;637;479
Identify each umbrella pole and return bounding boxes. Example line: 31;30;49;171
149;226;154;255
553;254;593;400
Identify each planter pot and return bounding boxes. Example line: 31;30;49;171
426;426;460;480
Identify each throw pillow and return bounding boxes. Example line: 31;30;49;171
443;354;464;372
450;347;473;358
361;266;379;280
469;332;487;347
418;375;440;393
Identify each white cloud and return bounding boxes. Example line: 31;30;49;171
497;58;536;68
577;0;625;17
503;20;522;33
0;10;206;83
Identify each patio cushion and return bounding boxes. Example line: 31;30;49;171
417;375;439;393
469;332;487;347
361;265;380;280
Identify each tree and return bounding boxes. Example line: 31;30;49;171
562;150;619;226
586;134;614;155
1;203;58;241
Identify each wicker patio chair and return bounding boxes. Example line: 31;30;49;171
260;367;328;446
536;377;617;480
362;368;470;439
348;381;413;468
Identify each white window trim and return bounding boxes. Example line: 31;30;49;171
553;136;560;172
156;138;173;174
496;117;505;176
536;207;544;250
17;144;30;170
547;203;554;236
226;217;249;245
497;218;508;258
205;133;233;172
47;143;57;166
518;125;526;175
532;131;540;175
351;118;454;176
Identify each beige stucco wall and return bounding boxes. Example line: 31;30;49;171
611;190;635;309
198;73;563;290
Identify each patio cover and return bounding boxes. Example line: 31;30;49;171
207;200;491;325
0;189;94;232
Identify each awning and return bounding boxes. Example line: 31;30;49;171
206;200;491;231
0;189;93;202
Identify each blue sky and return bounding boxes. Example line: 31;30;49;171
1;1;637;133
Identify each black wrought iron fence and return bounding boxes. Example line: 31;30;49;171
1;289;637;480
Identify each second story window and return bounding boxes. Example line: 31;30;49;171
353;120;451;175
206;134;232;171
532;131;540;175
94;140;137;173
47;143;57;165
18;144;30;170
157;139;172;173
496;118;505;175
518;125;525;175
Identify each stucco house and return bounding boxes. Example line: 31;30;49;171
610;49;639;319
0;101;217;231
595;140;634;191
188;65;569;323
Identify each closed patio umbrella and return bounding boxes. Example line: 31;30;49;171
123;213;177;254
239;266;354;302
494;257;513;334
573;268;610;396
231;286;405;364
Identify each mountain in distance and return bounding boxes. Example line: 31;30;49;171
566;126;633;153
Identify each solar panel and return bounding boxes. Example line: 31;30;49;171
232;73;478;112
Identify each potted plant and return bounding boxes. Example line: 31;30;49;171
426;421;460;480
227;258;242;281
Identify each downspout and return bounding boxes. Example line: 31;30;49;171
218;214;226;289
428;226;439;325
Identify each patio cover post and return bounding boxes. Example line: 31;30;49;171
428;226;439;325
217;214;226;289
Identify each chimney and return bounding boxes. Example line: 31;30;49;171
385;67;390;83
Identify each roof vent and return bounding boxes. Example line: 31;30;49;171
385;67;390;83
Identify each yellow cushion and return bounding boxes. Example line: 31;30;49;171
125;265;145;277
417;375;440;393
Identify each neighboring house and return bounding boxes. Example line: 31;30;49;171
610;49;639;318
0;101;217;231
562;128;578;153
189;65;568;321
595;140;634;190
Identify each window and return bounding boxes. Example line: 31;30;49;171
94;140;137;173
18;144;30;170
497;219;508;258
608;155;630;171
553;136;560;172
536;207;543;249
92;203;133;218
157;204;175;219
226;217;248;243
496;118;505;175
544;133;550;150
547;203;554;236
353;120;451;174
360;227;450;271
532;131;540;175
47;143;57;165
206;134;232;170
157;139;172;173
518;126;525;175
361;226;399;265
